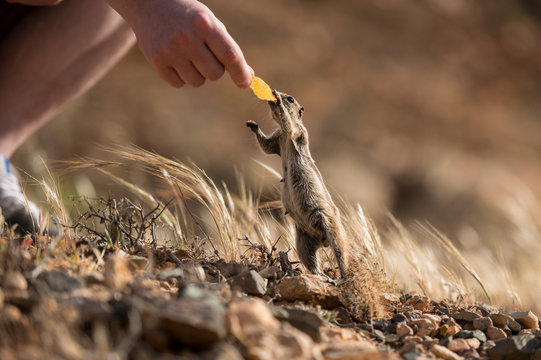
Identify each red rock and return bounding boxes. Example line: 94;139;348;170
439;323;462;337
422;313;441;326
448;339;470;353
275;275;343;308
413;318;436;337
511;310;539;329
228;298;279;338
431;344;463;360
486;326;507;340
396;323;414;337
448;338;480;353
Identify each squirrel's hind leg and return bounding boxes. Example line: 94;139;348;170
295;227;321;275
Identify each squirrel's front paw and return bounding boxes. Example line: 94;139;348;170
246;120;259;131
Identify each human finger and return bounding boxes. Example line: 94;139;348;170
204;22;252;88
191;43;225;81
173;61;206;88
153;62;185;88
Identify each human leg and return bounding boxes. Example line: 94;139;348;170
0;0;135;157
0;0;135;233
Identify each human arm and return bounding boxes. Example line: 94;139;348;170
105;0;253;89
5;0;62;5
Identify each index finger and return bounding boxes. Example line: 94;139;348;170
204;22;252;88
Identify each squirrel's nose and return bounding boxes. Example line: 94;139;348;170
271;89;279;104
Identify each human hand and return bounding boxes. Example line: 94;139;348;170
6;0;62;5
107;0;253;89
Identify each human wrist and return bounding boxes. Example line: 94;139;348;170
104;0;145;29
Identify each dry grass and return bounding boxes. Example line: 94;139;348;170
20;147;541;315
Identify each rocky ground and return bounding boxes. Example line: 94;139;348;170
0;238;539;360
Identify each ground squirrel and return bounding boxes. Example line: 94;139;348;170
246;90;348;278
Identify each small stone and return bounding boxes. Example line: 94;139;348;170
258;266;280;279
440;323;462;337
275;275;343;308
511;310;539;330
518;328;541;336
40;270;84;293
140;297;226;349
413;318;436;337
406;296;431;312
403;335;423;344
489;313;514;326
372;329;385;343
402;352;422;360
465;338;481;349
431;344;462;360
381;292;401;305
228;298;279;338
422;313;442;327
276;307;327;342
322;340;380;360
373;318;393;332
229;270;268;296
487;334;541;360
448;339;471;353
454;329;487;343
439;336;453;347
486;326;507;340
473;316;493;332
392;313;408;323
459;348;480;358
214;260;249;278
397;323;414;337
385;333;400;344
3;272;27;291
451;310;481;322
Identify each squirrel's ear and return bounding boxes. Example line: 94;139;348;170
299;107;304;117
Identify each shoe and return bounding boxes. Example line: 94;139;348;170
0;155;41;234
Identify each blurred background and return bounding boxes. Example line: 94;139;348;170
13;0;541;292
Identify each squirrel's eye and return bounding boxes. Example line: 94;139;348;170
287;96;294;103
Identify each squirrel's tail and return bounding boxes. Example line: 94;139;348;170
338;252;387;321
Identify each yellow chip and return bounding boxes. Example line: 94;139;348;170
249;76;276;101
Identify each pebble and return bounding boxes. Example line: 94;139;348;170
439;323;462;337
454;329;487;343
431;344;463;360
396;323;414;337
275;275;342;308
413;318;436;337
229;270;268;296
511;310;539;330
489;313;521;332
422;313;442;326
487;334;541;360
385;333;400;345
486;325;507;340
451;309;481;322
473;316;492;332
447;338;480;352
392;313;407;323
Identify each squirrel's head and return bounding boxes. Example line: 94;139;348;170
268;90;305;133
